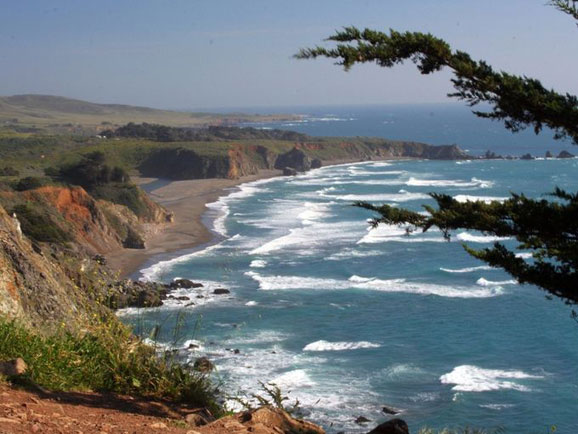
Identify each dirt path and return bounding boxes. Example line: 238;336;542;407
0;384;325;434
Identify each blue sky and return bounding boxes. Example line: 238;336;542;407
1;0;576;109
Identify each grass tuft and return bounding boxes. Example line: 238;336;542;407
0;316;221;415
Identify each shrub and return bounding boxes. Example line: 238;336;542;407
11;204;71;244
0;167;19;177
14;176;49;191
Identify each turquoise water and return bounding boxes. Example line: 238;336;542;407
121;108;578;433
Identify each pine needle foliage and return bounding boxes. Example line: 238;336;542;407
297;4;578;304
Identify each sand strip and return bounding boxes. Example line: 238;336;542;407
105;158;380;279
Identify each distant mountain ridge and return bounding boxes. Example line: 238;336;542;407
0;94;299;133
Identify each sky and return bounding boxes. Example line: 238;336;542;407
1;0;577;110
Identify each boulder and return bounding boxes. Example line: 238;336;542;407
545;150;553;158
520;153;535;160
185;413;209;427
170;279;203;289
557;150;575;159
0;358;27;377
367;418;409;434
213;288;231;295
283;167;298;176
381;406;399;415
106;280;169;309
193;357;214;373
310;158;322;169
355;416;371;425
275;148;311;172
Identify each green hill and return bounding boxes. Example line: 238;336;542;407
0;94;299;134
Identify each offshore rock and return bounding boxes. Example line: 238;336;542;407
212;288;230;295
367;418;410;434
520;153;535;160
557;150;575;158
170;278;203;289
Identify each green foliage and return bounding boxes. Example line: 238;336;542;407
296;27;578;144
91;183;150;219
299;12;578;304
14;176;49;191
357;189;578;303
0;316;220;412
229;382;301;416
57;151;130;189
11;204;71;244
549;0;578;21
104;122;307;142
0;167;19;177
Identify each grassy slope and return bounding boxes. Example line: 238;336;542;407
0;94;299;133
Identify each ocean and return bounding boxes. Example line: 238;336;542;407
120;105;578;433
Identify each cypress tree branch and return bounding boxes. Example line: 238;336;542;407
295;27;578;144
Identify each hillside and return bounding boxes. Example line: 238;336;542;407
0;94;300;134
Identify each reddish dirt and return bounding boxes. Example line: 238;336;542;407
0;384;199;433
0;384;325;434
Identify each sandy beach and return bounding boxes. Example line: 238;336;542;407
105;158;379;279
105;169;283;278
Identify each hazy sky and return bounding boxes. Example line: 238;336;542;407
1;0;576;110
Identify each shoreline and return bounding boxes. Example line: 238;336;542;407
104;158;377;279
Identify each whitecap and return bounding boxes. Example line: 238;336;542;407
303;340;381;352
477;277;517;286
245;271;504;298
406;177;493;188
326;191;429;202
456;232;510;243
245;300;258;306
454;195;508;203
515;252;533;259
440;365;543;392
271;369;316;388
250;259;267;268
441;266;494;273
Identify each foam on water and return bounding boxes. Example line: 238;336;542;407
407;177;493;188
324;191;430;202
245;272;504;298
477;277;518;286
454;195;509;203
440;365;543;392
441;266;494;273
139;243;222;281
456;232;510;243
303;340;381;351
250;259;267;268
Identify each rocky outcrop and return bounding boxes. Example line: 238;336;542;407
0;203;103;327
367;418;409;434
106;280;170;309
557;150;575;158
202;406;324;434
274;148;311;171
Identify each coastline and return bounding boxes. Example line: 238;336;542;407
104;158;375;279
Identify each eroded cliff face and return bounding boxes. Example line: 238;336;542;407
136;141;468;180
0;203;88;326
0;184;171;326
